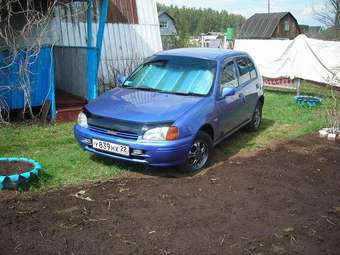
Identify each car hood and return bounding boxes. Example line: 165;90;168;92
85;88;205;123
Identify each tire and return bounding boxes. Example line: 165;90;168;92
181;131;213;173
245;101;263;132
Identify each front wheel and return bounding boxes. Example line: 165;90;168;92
245;101;263;132
181;131;213;173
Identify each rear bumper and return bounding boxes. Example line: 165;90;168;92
74;125;193;167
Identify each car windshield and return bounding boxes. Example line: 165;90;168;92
122;57;216;96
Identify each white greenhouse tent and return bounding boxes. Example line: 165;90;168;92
234;35;340;87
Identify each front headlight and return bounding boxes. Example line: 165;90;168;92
142;126;179;141
77;112;88;128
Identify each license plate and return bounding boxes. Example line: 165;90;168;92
92;139;129;156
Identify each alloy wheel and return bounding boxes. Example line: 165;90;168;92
188;140;209;171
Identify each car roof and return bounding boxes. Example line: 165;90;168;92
155;48;248;61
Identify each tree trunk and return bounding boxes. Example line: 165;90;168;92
336;0;340;27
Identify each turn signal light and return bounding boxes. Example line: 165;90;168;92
166;126;179;141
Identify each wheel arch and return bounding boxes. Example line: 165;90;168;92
259;95;265;106
199;124;214;141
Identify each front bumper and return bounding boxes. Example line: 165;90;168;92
74;125;193;167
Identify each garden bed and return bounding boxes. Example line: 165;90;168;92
0;160;34;176
0;134;339;255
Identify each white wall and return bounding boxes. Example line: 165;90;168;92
53;0;162;85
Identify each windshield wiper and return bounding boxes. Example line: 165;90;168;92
122;85;135;89
171;92;204;97
128;86;167;93
137;86;162;92
122;86;203;96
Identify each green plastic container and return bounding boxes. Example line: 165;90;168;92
226;27;234;40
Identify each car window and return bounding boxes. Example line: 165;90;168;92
220;61;238;94
236;57;257;85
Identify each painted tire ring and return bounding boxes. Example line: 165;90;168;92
0;157;42;190
294;95;322;107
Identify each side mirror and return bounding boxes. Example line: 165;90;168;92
221;87;236;97
117;74;127;86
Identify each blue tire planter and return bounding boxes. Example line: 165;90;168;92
295;95;322;107
0;157;41;190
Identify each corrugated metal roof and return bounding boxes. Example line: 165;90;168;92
240;12;291;39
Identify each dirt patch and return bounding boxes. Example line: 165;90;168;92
0;134;339;255
0;160;34;176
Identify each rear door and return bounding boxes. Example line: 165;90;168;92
235;57;260;121
215;60;243;138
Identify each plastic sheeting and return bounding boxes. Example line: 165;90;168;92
234;35;340;86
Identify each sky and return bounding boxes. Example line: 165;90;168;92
156;0;325;26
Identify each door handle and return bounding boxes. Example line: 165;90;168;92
239;93;246;103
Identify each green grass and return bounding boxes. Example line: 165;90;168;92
0;123;140;190
0;90;334;190
214;89;331;160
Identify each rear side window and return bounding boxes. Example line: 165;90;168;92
236;57;257;85
220;61;238;92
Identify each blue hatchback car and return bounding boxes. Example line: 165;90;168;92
74;48;264;172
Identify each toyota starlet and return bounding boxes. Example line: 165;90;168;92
74;48;264;172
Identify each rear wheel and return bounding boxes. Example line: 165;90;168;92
181;131;212;173
245;101;263;132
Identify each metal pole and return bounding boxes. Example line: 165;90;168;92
86;0;97;101
268;0;270;13
49;47;56;120
223;34;227;49
96;0;109;68
295;78;301;96
86;0;92;47
87;49;97;101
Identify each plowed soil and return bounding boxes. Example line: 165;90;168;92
0;134;339;255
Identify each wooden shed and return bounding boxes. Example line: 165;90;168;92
240;12;301;39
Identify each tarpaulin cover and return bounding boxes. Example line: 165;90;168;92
0;47;54;110
234;35;340;86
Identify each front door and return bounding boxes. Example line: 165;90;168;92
215;60;245;139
